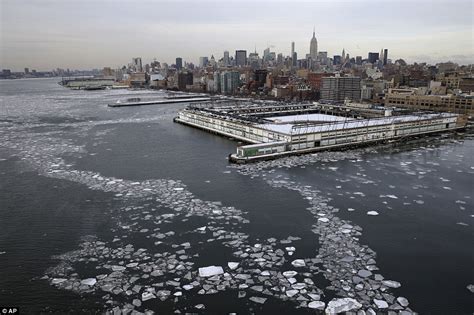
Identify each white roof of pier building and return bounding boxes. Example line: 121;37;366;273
259;113;457;136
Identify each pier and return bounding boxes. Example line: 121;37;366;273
108;97;211;107
175;101;467;163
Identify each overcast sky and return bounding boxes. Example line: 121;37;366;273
1;0;473;71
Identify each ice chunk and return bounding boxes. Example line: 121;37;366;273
80;278;97;286
198;266;224;277
357;270;372;278
111;265;126;271
373;299;388;309
397;297;409;307
382;280;401;288
249;296;267;304
286;289;299;297
228;262;239;270
283;271;298;278
308;301;325;310
291;259;306;267
142;292;156;301
51;278;67;285
367;211;379;216
325;298;362;314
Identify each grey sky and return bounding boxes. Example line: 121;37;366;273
1;0;473;71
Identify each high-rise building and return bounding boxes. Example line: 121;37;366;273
254;69;268;88
24;68;29;74
368;52;379;64
292;52;298;67
132;57;143;72
223;51;230;66
383;49;388;66
213;72;221;93
309;28;318;60
333;55;342;65
175;58;183;70
291;42;295;62
178;71;193;90
320;76;361;102
355;56;362;65
199;56;209;68
235;50;247;67
220;71;241;94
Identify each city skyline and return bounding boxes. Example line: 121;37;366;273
1;0;473;71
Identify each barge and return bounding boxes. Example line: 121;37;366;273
174;102;467;163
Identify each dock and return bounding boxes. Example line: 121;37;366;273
108;97;211;107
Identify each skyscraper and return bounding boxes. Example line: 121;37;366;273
223;51;230;66
309;28;318;60
176;57;183;70
368;52;379;64
235;50;247;67
132;57;143;72
199;56;209;68
383;49;388;66
291;42;296;67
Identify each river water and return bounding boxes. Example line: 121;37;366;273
0;78;472;314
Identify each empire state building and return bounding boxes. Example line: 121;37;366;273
310;28;318;60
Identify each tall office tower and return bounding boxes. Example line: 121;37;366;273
309;28;318;60
132;57;143;72
341;48;345;62
368;52;379;64
383;49;388;65
292;52;298;67
380;48;384;63
356;56;362;65
291;42;295;59
176;57;183;70
320;76;361;102
220;71;241;94
213;71;221;93
235;50;247;67
223;51;230;66
199;56;209;68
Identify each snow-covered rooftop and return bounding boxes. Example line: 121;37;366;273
259;113;457;135
265;113;352;123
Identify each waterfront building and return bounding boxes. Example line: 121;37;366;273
178;71;193;90
175;103;464;163
320;76;361;102
235;50;247;67
385;92;473;115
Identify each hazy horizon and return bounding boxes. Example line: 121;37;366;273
1;0;473;71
